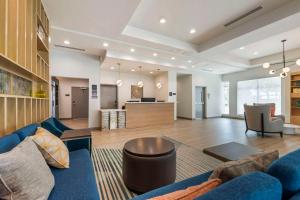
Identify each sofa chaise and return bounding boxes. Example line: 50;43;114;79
0;124;100;200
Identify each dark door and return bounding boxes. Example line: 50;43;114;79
100;84;118;109
71;87;89;119
195;86;206;119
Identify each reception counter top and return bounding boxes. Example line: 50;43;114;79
125;102;174;128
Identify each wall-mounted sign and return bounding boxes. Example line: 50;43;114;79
92;85;97;98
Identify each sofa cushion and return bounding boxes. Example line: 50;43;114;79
48;149;100;200
267;148;300;199
14;124;38;141
131;171;212;200
197;172;282;200
0;134;20;153
289;192;300;200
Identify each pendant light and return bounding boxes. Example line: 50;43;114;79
156;69;162;89
137;66;144;88
262;40;300;79
116;63;123;87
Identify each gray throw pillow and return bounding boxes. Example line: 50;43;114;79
247;150;279;171
0;137;55;200
209;159;264;183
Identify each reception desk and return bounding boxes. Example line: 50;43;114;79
125;102;174;128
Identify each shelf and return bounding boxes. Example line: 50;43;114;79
0;53;49;83
37;34;49;52
0;94;48;100
37;14;48;37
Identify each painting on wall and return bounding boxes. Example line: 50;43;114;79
0;69;32;96
131;85;143;99
0;69;11;94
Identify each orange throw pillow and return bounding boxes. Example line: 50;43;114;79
149;179;222;200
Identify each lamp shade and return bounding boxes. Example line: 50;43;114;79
116;79;123;87
137;81;144;88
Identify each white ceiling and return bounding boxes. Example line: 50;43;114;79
43;0;300;75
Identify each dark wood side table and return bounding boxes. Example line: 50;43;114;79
123;137;176;193
61;128;100;155
203;142;262;162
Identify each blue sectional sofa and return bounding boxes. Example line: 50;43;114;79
0;124;100;200
133;148;300;200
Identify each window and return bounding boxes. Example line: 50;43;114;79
222;82;230;115
237;77;281;115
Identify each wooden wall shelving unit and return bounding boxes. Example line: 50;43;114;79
290;72;300;125
0;0;50;136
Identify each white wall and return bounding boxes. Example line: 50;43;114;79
192;72;222;118
222;66;290;122
177;75;193;119
100;70;155;108
57;77;88;119
50;49;101;127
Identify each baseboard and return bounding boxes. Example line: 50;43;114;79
177;116;193;120
59;118;72;120
221;115;244;120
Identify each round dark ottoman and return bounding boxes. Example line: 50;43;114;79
122;137;176;194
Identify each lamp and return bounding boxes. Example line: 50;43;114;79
262;40;300;79
116;63;123;87
137;66;144;88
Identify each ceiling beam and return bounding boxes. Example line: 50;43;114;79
196;0;300;56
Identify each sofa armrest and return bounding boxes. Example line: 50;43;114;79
41;122;63;137
196;172;282;200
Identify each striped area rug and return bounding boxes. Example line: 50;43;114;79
92;136;222;200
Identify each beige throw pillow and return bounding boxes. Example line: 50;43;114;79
0;137;54;200
247;150;279;171
31;127;69;168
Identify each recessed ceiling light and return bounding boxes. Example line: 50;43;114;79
64;40;70;45
189;29;196;34
239;47;245;50
153;53;158;57
160;18;166;24
253;51;259;55
179;66;187;69
103;42;109;47
191;65;195;68
131;69;135;72
48;37;51;43
187;60;192;63
150;71;153;74
110;66;115;70
130;48;135;52
171;57;175;60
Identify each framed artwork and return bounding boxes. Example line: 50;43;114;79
131;85;143;99
92;84;97;98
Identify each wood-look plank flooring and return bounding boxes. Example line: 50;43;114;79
62;118;300;156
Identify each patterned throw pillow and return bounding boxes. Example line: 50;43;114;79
0;137;54;200
149;179;222;200
31;127;69;168
209;159;264;183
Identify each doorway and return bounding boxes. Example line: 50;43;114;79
100;84;118;109
71;87;89;119
195;86;206;119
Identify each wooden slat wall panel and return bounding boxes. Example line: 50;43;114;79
31;0;37;74
25;0;32;70
17;0;26;67
0;0;7;55
7;0;18;62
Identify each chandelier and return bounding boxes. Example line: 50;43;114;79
262;39;300;78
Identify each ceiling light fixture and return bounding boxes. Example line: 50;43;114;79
171;57;175;60
160;18;166;24
116;63;123;87
137;66;144;88
153;53;158;57
150;71;153;74
253;51;259;55
189;28;196;34
239;47;245;50
130;48;135;52
131;69;135;72
103;42;109;47
262;40;300;79
110;66;115;70
191;65;195;68
64;40;70;45
156;69;162;89
188;60;192;63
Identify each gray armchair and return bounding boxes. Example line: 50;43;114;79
244;104;284;138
